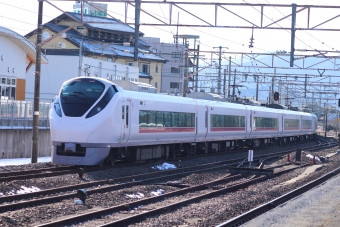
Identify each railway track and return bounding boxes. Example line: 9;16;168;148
33;161;310;227
0;140;332;211
216;166;340;227
0;139;332;207
0;139;331;183
0;139;335;226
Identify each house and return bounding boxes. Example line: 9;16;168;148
140;37;186;94
24;12;166;100
0;26;48;101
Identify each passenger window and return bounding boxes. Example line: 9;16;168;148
179;113;186;127
172;112;179;127
156;111;164;127
164;112;172;127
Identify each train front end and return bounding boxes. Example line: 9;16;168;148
49;77;120;165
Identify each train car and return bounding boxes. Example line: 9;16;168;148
49;77;317;166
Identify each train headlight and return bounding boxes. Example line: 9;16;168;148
54;100;62;117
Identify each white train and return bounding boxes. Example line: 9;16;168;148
49;77;317;166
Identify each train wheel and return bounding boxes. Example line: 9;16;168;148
110;157;116;166
172;151;177;159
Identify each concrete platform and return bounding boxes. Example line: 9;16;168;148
272;164;323;189
242;172;340;227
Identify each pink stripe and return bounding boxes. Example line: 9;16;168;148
210;127;245;132
284;127;300;130
139;127;195;133
254;127;278;131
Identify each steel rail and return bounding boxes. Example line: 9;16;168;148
35;162;310;226
0;141;329;204
216;166;340;227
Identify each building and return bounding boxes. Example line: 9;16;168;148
0;26;48;101
140;37;186;94
24;11;166;99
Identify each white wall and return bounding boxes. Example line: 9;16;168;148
26;55;139;102
0;36;27;80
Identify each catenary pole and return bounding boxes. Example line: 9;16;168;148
134;0;140;62
290;3;296;67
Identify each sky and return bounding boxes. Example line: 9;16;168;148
1;0;340;107
1;0;339;53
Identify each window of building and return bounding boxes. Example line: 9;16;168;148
155;82;158;88
155;64;158;73
171;67;180;73
0;77;16;100
100;32;105;39
114;34;118;40
171;52;181;58
94;31;99;37
141;64;150;74
152;48;157;53
170;82;179;88
108;57;112;62
125;35;130;42
120;34;125;41
107;33;112;39
128;62;134;66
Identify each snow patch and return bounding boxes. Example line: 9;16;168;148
125;192;144;199
16;186;41;194
74;199;84;205
152;162;177;170
151;189;164;196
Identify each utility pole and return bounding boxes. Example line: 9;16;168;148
304;74;307;98
271;78;274;104
195;44;200;92
324;102;327;137
255;75;259;101
183;47;189;95
223;69;227;98
290;3;296;67
134;0;140;64
312;92;314;112
78;1;84;77
278;80;282;105
213;46;228;95
228;56;231;98
232;69;236;99
32;0;43;163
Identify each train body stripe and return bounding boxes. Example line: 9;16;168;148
139;127;195;133
210;127;245;132
253;127;278;131
284;127;300;130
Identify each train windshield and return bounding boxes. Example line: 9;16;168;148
60;78;105;117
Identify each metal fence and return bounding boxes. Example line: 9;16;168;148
0;100;51;128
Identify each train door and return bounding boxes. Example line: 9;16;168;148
120;99;131;143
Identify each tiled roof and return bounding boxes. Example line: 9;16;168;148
56;12;140;34
39;24;166;62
